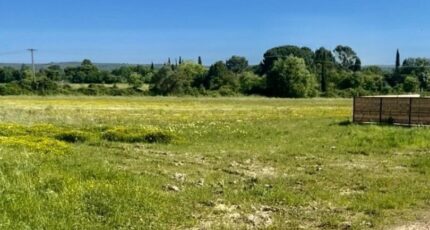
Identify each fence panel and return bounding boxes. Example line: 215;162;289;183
381;98;410;124
353;97;382;123
411;98;430;125
353;97;430;125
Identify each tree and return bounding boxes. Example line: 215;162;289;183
20;65;33;81
333;45;361;71
239;71;265;95
198;56;203;65
205;61;238;91
45;65;65;81
266;56;317;98
179;57;183;65
226;56;249;73
99;71;117;84
261;45;314;74
0;67;20;83
403;76;419;92
352;58;362;72
150;63;206;95
361;66;385;92
82;59;93;66
112;66;132;78
151;62;155;71
65;59;101;83
401;58;430;91
396;49;401;71
150;66;175;95
126;72;143;89
314;47;335;93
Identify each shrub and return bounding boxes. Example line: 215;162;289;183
55;131;89;143
142;132;173;144
102;127;174;144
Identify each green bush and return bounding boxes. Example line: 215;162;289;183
55;131;89;143
102;127;174;144
142;132;173;143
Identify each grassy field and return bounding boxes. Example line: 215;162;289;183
0;96;428;229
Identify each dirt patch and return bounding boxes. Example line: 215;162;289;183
223;160;277;179
392;222;430;230
392;213;430;230
193;201;277;229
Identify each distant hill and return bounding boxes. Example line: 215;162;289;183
0;62;163;71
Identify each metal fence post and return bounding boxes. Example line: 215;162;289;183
379;98;383;123
409;98;413;126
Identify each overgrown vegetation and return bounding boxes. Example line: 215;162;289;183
0;96;428;229
102;127;175;144
1;45;428;97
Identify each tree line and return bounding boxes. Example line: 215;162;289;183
0;45;428;97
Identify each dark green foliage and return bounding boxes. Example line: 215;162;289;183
65;59;103;83
0;67;22;82
403;76;419;92
205;61;238;91
401;58;430;91
333;45;361;71
150;63;206;95
77;84;144;96
239;71;266;95
149;66;177;95
143;132;173;144
44;65;65;81
0;45;427;98
314;47;335;93
0;82;29;95
55;131;89;143
396;49;401;71
102;128;174;144
261;45;315;74
266;56;317;98
226;56;248;73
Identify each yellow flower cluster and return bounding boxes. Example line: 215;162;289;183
0;136;70;155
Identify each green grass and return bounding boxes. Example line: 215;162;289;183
0;96;428;229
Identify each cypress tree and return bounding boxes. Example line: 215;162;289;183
151;62;154;71
395;49;401;71
198;56;203;65
179;56;183;65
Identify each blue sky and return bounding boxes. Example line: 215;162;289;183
1;0;430;65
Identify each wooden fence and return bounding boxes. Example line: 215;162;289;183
353;97;430;125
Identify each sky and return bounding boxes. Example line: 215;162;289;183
1;0;430;65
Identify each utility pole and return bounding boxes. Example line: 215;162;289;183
27;48;37;82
